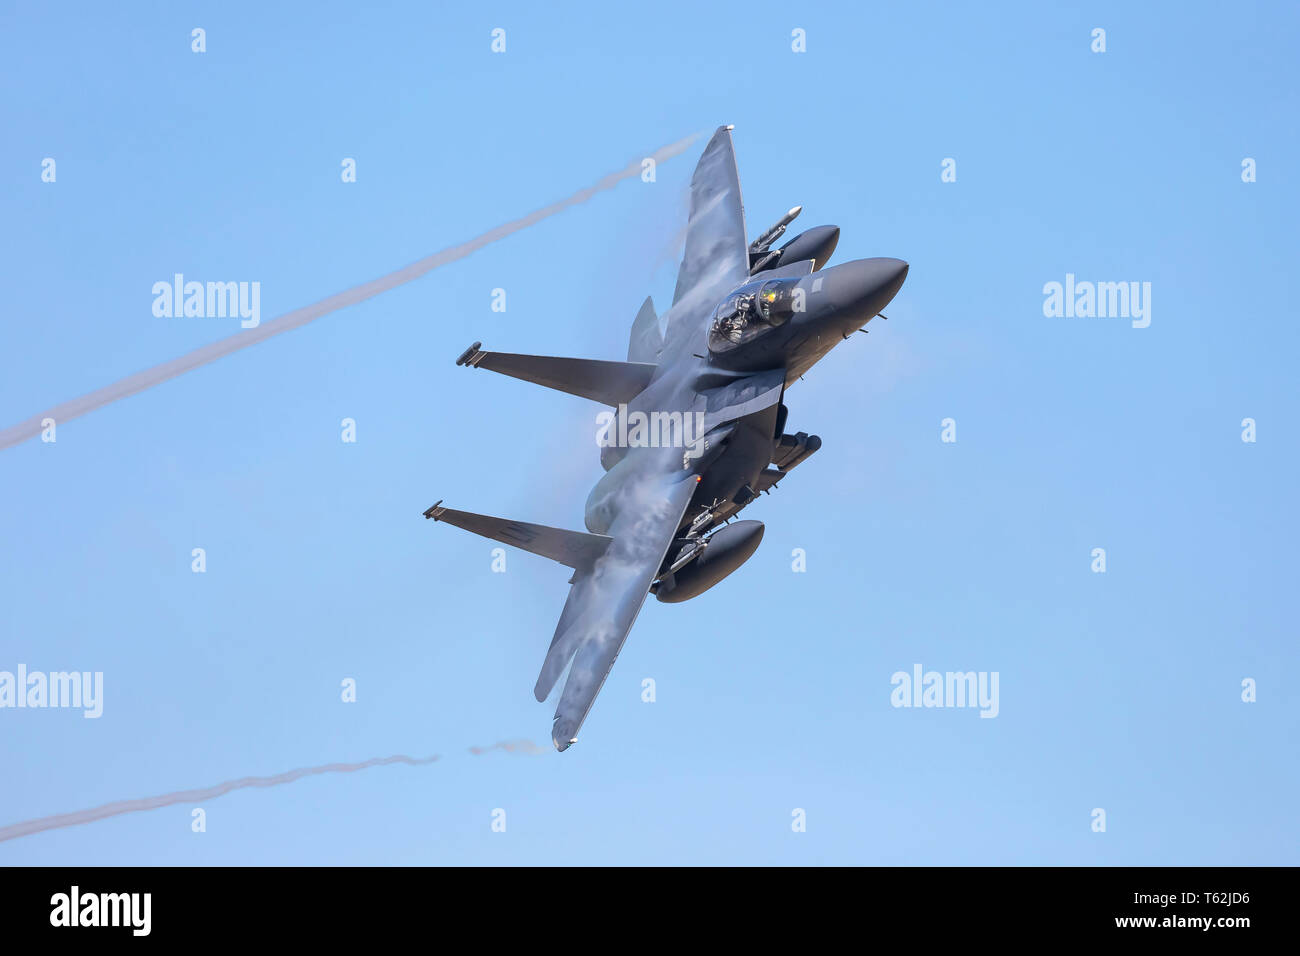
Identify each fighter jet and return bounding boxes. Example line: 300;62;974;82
425;125;908;751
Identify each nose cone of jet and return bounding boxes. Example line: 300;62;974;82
821;257;909;319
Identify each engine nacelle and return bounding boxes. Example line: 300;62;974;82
654;520;764;603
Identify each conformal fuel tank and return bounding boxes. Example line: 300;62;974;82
655;520;764;603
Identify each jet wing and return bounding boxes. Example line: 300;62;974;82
534;469;698;750
669;126;750;319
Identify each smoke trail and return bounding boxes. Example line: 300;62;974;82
468;739;547;756
0;132;702;451
0;753;438;844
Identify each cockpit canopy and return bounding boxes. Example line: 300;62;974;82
707;278;801;354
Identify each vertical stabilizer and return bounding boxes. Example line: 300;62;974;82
627;295;662;363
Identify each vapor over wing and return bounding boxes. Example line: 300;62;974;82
668;126;750;322
534;471;698;750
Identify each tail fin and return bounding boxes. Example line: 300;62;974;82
456;343;655;406
627;296;662;363
424;501;611;571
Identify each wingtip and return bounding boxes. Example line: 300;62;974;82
551;714;579;752
455;341;483;366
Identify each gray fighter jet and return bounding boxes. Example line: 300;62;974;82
425;126;907;751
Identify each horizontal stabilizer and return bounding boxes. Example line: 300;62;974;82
424;501;612;571
457;343;656;407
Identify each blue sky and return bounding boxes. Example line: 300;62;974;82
1;0;1296;864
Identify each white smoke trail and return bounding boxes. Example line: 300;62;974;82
0;132;702;451
0;739;550;845
467;739;547;756
0;754;438;844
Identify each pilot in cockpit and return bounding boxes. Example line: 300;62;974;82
709;279;799;351
712;292;756;342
